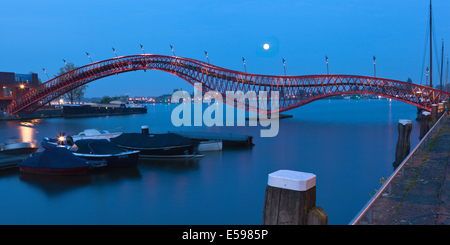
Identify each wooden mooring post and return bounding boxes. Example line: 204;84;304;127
141;125;149;134
393;119;412;170
419;111;431;140
438;103;444;118
263;170;328;225
431;104;438;122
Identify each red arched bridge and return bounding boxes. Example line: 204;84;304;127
7;54;450;115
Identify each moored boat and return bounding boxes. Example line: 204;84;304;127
169;131;254;147
0;137;38;156
197;140;223;152
70;128;123;142
41;136;70;149
18;147;91;175
69;139;140;167
41;128;124;149
110;132;202;159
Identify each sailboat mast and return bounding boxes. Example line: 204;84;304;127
430;0;433;88
441;39;444;90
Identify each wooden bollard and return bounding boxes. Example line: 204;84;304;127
431;104;438;122
438;103;444;117
141;125;149;134
263;170;327;225
419;111;431;140
393;120;412;170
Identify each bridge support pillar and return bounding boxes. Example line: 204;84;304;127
431;104;438;122
263;170;327;225
393;120;412;170
420;111;431;140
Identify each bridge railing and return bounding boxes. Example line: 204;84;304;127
349;111;447;225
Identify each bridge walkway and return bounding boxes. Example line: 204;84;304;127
358;114;450;225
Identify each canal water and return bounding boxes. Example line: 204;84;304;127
0;98;420;225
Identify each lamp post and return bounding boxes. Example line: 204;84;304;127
112;47;118;58
170;45;176;56
373;55;376;77
86;52;93;63
242;57;246;73
140;44;146;54
325;55;329;75
205;51;210;64
42;68;50;79
426;66;429;87
63;59;68;67
282;58;286;76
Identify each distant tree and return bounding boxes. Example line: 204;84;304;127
55;62;89;104
100;96;113;104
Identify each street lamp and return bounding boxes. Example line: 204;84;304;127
42;68;50;79
282;58;286;76
170;45;176;56
86;52;93;63
140;44;146;54
325;55;329;75
426;66;429;87
242;57;246;73
112;47;118;58
205;51;210;64
373;55;376;77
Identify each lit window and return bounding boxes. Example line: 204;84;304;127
4;87;12;97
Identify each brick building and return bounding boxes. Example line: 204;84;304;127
0;72;39;113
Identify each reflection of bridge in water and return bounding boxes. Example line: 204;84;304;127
7;54;450;115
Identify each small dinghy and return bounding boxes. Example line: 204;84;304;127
18;147;91;175
41;136;71;149
69;139;140;167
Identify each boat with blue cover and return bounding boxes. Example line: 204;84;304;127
69;139;140;167
18;147;91;175
110;132;202;159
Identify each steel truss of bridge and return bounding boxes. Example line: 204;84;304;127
7;54;450;115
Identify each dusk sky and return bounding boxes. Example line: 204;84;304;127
1;0;450;98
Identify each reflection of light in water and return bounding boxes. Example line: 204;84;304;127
19;125;34;143
19;120;40;143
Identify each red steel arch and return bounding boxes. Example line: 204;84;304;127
7;54;450;115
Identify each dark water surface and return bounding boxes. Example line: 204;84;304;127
0;98;420;224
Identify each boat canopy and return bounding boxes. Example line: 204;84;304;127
110;133;195;149
18;147;90;170
70;139;126;154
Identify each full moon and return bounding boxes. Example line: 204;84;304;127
263;43;270;50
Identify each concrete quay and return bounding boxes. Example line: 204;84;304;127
357;115;450;225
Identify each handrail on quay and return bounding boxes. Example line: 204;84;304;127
349;111;447;225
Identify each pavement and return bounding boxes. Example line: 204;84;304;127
357;114;450;225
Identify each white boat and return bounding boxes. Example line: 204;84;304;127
70;128;123;142
0;137;38;156
197;140;223;152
